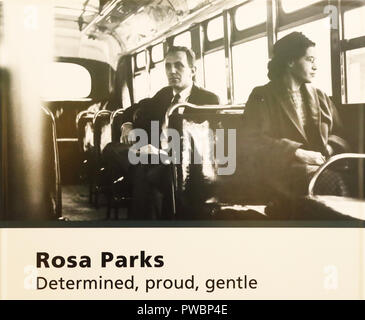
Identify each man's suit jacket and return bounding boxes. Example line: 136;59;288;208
123;84;220;133
117;85;219;218
240;81;348;198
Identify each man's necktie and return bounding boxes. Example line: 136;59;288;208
171;93;181;105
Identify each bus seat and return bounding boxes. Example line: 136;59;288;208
1;68;61;220
76;110;95;152
107;108;132;219
164;102;269;220
302;153;365;221
42;106;62;218
111;108;125;143
94;110;112;154
92;110;112;208
110;101;148;143
76;110;96;203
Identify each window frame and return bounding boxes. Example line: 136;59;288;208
150;42;165;65
128;0;365;106
202;14;225;54
340;1;365;104
173;30;193;49
277;0;329;30
134;50;147;72
132;49;149;101
231;0;267;45
279;0;324;15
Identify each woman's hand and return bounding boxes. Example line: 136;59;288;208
295;148;326;165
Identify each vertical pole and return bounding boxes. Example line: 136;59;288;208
223;10;233;104
199;24;207;88
267;0;277;59
329;0;345;106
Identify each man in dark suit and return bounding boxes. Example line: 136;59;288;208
103;45;220;219
120;46;219;146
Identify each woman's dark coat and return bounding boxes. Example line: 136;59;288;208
241;81;348;199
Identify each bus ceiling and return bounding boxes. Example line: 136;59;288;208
54;0;245;63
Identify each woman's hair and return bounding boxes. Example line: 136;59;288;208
267;32;315;80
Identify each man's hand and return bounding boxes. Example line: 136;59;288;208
326;144;334;157
121;122;135;145
295;148;326;165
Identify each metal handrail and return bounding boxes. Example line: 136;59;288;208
164;102;244;128
92;109;112;125
308;153;365;196
75;110;94;128
110;108;124;126
163;102;245;216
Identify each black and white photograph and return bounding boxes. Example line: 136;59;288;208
1;0;365;303
0;0;364;224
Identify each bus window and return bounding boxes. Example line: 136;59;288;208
151;43;164;63
235;0;266;31
346;48;365;104
41;62;91;100
344;6;365;40
194;54;205;89
134;71;149;102
174;31;192;48
278;18;332;95
136;51;146;69
232;37;268;104
204;49;227;104
280;0;322;13
150;43;166;96
207;16;224;42
150;62;167;97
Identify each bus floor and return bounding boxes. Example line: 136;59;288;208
61;184;128;221
60;185;365;222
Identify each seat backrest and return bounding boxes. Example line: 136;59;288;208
42;106;62;218
0;65;64;220
111;108;125;143
165;103;266;216
76;110;95;153
93;110;112;157
308;153;365;199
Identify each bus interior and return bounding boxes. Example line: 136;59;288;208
0;0;365;223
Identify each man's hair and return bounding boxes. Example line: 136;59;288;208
166;46;196;68
267;32;315;81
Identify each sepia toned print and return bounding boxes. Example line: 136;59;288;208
0;0;364;223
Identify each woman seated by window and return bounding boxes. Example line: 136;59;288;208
241;32;348;206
